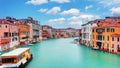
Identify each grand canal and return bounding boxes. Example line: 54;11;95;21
26;38;120;68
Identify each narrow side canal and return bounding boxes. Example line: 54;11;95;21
26;38;120;68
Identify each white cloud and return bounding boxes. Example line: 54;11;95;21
99;0;120;6
88;0;120;7
61;8;80;16
47;14;100;28
85;5;93;10
67;14;100;27
79;15;94;20
68;16;81;21
48;18;65;24
50;0;70;3
47;6;61;14
68;21;82;26
26;0;48;5
38;8;48;13
67;16;83;27
110;7;120;15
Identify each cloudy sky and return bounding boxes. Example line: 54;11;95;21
0;0;120;28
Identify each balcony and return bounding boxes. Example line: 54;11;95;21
0;38;10;45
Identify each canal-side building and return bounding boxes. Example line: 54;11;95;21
81;22;92;46
42;30;49;39
42;25;53;39
76;29;81;37
55;29;68;38
92;20;120;54
90;19;103;47
0;19;10;51
110;34;120;54
6;17;19;49
66;28;78;37
18;22;30;45
54;28;79;38
80;16;120;55
20;17;41;43
104;23;120;54
92;20;106;49
0;17;20;51
105;16;120;22
78;29;82;43
51;28;57;38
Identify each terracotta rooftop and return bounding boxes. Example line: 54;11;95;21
105;22;120;27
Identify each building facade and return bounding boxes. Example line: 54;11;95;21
110;34;120;54
0;19;10;51
20;17;41;43
92;20;120;54
81;22;92;46
0;17;19;51
18;22;30;45
42;25;53;39
6;17;19;49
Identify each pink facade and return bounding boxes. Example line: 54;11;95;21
0;19;19;51
0;19;10;51
110;34;120;54
8;20;19;48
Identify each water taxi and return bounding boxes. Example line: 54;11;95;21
0;48;32;68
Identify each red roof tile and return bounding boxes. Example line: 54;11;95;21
103;22;120;27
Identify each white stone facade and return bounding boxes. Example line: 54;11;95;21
81;22;92;46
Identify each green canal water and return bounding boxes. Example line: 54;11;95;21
26;38;120;68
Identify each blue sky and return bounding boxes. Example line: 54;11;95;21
0;0;120;28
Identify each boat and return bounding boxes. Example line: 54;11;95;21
32;40;37;44
73;39;79;44
92;47;99;50
0;48;33;68
28;44;33;46
26;44;33;46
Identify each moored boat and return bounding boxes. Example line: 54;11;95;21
26;44;33;46
91;47;99;50
0;48;33;68
73;39;79;44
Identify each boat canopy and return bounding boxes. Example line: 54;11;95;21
1;48;29;57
